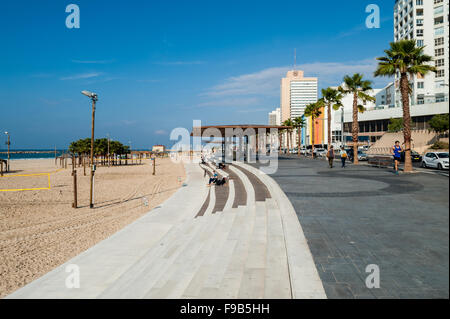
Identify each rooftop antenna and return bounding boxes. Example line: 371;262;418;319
294;48;297;71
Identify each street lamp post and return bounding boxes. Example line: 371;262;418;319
107;133;110;168
4;132;10;172
341;108;345;148
82;91;98;209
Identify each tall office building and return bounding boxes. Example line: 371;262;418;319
394;0;449;106
280;70;318;122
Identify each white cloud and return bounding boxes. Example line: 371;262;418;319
197;97;261;108
155;129;168;135
201;66;288;98
199;58;390;108
71;59;115;64
60;72;102;80
154;61;205;66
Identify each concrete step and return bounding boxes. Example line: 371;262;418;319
204;185;216;216
264;200;291;299
223;180;235;212
144;213;224;298
99;216;210;298
182;210;238;298
228;165;255;205
238;201;267;299
216;204;256;298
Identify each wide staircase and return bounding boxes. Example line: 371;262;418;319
368;130;438;155
7;159;325;299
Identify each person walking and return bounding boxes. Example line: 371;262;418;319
340;147;347;168
327;145;335;168
392;140;403;175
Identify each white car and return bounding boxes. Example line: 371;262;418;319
421;152;449;170
314;148;327;157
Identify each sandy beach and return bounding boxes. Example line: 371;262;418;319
0;157;185;298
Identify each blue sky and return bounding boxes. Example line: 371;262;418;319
0;0;395;149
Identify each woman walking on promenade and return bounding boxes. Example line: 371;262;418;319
340;147;347;168
327;146;335;168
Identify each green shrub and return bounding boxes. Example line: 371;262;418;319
430;141;449;150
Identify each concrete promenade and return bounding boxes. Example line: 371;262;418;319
7;160;325;299
259;156;449;299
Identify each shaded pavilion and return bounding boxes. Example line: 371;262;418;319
190;124;292;162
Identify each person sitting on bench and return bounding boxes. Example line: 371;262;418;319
208;171;218;186
215;177;227;186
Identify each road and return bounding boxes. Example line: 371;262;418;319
255;155;449;299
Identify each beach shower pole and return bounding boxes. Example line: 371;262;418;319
82;91;98;209
107;133;110;167
5;132;10;172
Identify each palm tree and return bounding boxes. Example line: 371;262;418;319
293;116;306;157
283;119;294;154
374;39;436;172
338;73;375;165
304;101;323;157
321;87;343;149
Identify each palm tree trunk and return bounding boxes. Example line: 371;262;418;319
327;103;332;149
400;73;413;172
311;119;315;158
297;127;301;157
352;93;359;165
290;130;293;154
286;131;290;154
278;132;282;152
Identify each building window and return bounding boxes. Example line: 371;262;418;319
417;82;424;89
416;29;424;36
434;0;443;4
435;16;444;25
434;5;444;15
417;39;424;47
417;95;424;104
416;0;423;4
416;19;423;26
435;94;445;103
435;37;444;46
436;69;445;78
436;59;445;67
435;48;444;56
435;27;444;36
436;80;445;88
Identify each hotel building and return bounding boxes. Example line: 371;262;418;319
280;70;320;146
394;0;449;105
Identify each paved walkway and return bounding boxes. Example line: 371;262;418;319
258;156;449;299
7;160;325;299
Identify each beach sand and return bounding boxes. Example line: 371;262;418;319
0;157;185;298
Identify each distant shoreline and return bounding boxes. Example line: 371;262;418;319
0;151;56;154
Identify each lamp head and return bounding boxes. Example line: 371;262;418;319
81;90;98;100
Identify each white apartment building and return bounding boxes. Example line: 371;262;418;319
394;0;449;106
329;85;381;146
268;107;282;126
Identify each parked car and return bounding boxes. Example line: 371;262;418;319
421;152;449;170
314;148;327;157
357;150;368;161
400;150;422;162
345;148;354;161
